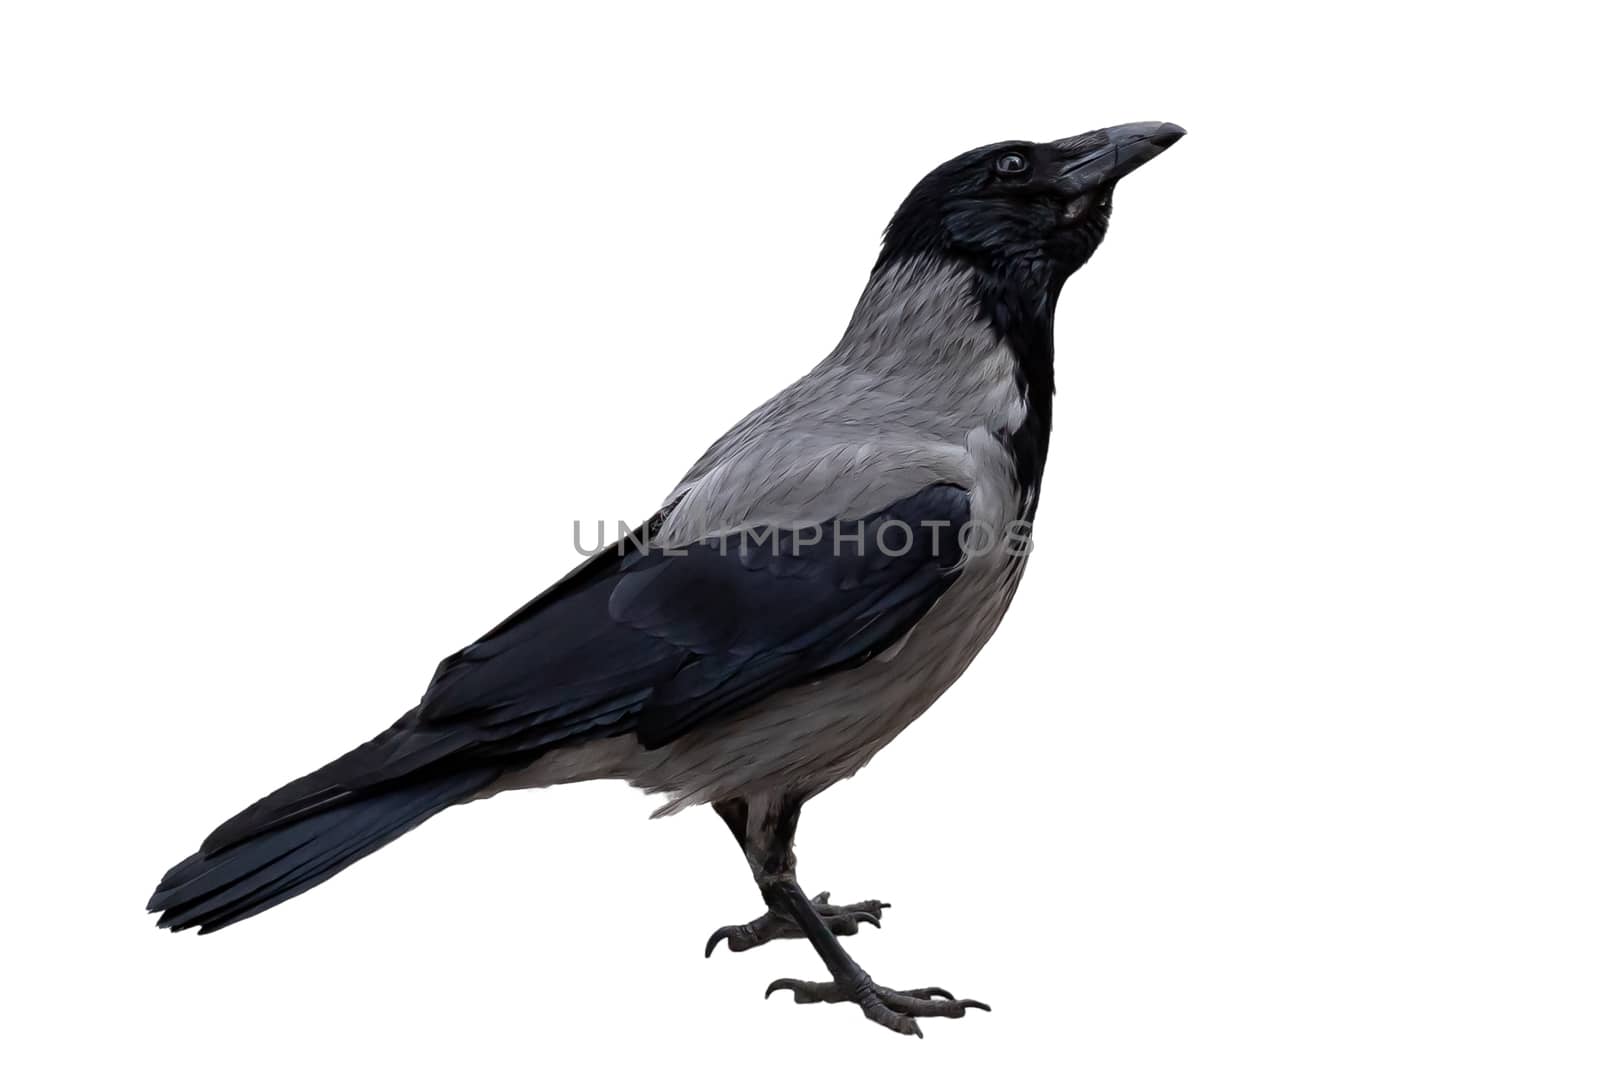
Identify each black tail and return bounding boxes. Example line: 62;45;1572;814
148;765;497;933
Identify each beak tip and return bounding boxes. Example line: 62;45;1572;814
1151;122;1187;148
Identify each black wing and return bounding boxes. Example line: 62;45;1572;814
204;483;969;851
422;481;972;748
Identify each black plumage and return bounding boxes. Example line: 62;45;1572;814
150;485;971;931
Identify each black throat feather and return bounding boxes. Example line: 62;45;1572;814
968;257;1057;516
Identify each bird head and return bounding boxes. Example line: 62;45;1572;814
877;121;1185;286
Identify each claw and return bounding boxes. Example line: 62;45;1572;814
704;926;733;958
764;978;804;1001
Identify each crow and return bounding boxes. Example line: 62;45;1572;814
149;121;1185;1036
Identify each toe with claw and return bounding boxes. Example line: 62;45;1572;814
705;891;888;956
765;976;991;1037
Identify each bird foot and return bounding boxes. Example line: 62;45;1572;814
705;891;887;956
765;976;990;1037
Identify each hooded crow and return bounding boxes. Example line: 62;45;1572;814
149;121;1185;1035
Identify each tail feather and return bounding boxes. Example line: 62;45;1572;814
149;767;497;933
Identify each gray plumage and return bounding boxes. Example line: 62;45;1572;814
501;257;1031;813
148;121;1185;1036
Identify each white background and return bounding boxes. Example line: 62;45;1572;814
2;2;1596;1064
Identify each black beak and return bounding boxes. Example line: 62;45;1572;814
1053;121;1185;198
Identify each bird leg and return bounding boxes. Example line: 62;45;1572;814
708;795;989;1037
705;797;886;954
706;890;887;955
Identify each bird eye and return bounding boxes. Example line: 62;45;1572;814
993;152;1030;176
